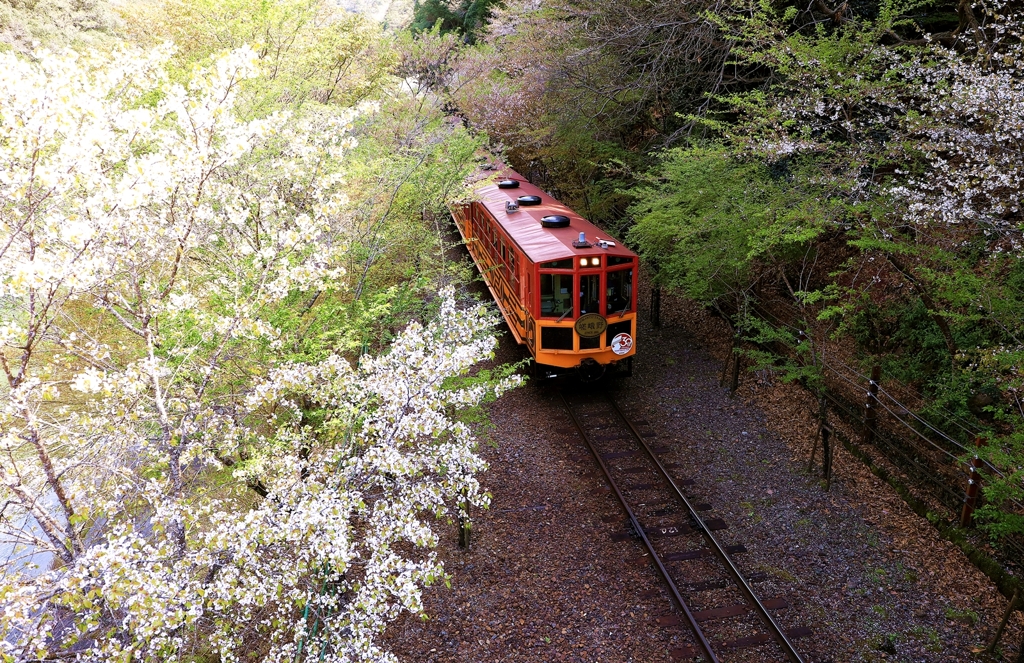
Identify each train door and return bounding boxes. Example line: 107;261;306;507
538;261;575;351
604;258;635;349
578;267;602;349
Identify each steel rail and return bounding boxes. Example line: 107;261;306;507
558;392;719;663
606;395;806;663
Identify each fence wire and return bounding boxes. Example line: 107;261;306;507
738;311;1024;566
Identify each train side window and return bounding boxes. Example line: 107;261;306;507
606;269;633;315
540;273;573;317
608;256;633;267
580;274;600;315
541;259;573;270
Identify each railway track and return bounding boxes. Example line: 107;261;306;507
560;390;811;663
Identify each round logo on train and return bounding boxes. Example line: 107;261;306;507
611;333;633;355
574;313;607;339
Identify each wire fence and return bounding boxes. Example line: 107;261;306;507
731;306;1024;567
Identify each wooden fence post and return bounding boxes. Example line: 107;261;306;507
863;365;881;446
808;393;833;489
729;333;742;394
808;392;825;473
960;436;984;528
986;587;1020;653
823;424;834;490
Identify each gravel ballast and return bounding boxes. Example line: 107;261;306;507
383;292;1023;662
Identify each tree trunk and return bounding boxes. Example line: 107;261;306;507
458;497;471;549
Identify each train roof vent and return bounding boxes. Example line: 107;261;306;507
541;215;571;228
497;179;520;189
517;195;542;206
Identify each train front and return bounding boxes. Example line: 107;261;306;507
528;234;637;380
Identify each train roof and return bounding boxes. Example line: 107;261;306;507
473;163;637;264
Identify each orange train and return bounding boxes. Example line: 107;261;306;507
451;163;637;379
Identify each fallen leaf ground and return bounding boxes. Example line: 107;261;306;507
383;287;1023;663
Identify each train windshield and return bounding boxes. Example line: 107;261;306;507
606;269;633;315
580;274;600;315
540;273;573;317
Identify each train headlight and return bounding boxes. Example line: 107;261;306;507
580;258;588;267
590;257;600;266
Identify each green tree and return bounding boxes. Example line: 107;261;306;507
411;0;502;44
121;0;395;110
627;144;837;307
676;0;1024;537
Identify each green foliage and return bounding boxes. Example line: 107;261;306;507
847;301;952;384
531;121;636;227
672;0;1024;541
627;145;764;301
442;360;527;440
127;0;489;371
411;0;501;44
339;98;485;306
943;606;979;625
626;143;835;304
0;0;119;51
975;423;1024;540
122;0;396;112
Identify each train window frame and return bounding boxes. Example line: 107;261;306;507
539;272;575;318
607;256;633;267
605;267;634;316
540;259;574;270
579;272;601;316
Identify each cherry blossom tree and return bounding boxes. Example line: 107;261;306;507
715;2;1024;535
0;42;518;662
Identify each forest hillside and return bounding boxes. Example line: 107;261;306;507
411;0;1024;567
0;1;519;661
1;0;1023;660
